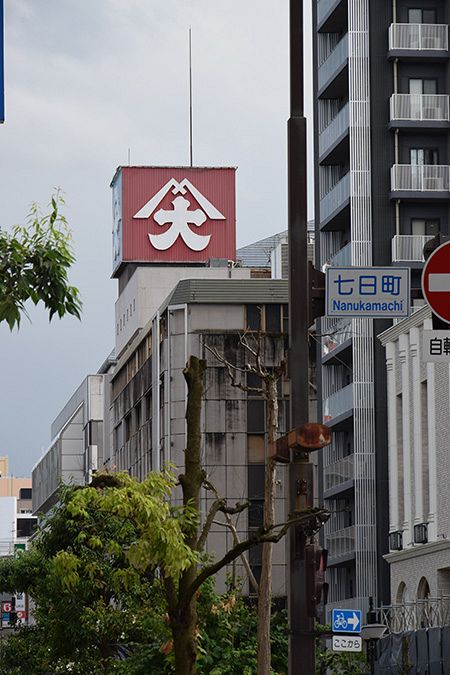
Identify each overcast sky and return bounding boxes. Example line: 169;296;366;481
0;0;314;476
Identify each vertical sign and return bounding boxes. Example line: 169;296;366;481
0;0;4;123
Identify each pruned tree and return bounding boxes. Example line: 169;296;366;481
204;328;284;675
0;192;82;329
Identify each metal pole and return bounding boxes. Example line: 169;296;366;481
189;27;193;167
288;0;314;672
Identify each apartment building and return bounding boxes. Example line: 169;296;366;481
313;0;450;614
107;277;290;594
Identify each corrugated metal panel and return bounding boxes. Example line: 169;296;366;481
166;278;288;308
116;166;236;269
236;221;314;268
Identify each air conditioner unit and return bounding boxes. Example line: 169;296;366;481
389;531;403;551
414;523;428;544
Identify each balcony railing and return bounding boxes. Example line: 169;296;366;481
323;383;353;422
319;104;349;157
391;234;435;262
389;23;448;51
329;242;352;267
378;597;450;633
324;455;354;492
391;164;450;192
321;317;352;357
327;525;355;559
390;94;450;122
320;172;350;223
317;0;342;25
318;33;348;91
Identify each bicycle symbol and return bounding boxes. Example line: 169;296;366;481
334;613;348;630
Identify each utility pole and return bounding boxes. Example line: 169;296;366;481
287;0;315;672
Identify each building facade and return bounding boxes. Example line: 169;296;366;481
32;365;114;515
313;0;450;613
107;278;290;594
379;306;450;606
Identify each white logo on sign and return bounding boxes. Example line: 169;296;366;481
133;178;225;251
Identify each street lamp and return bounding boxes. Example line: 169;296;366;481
361;597;387;674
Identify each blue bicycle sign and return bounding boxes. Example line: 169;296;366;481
332;608;361;634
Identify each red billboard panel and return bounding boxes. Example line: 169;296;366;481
112;166;236;275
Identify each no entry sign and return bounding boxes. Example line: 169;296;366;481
422;241;450;323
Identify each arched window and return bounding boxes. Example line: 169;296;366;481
417;577;430;600
396;581;407;604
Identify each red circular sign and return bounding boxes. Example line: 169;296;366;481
422;241;450;323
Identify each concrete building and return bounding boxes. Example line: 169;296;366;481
312;0;450;614
379;306;450;605
0;458;35;556
32;359;115;515
108;277;290;594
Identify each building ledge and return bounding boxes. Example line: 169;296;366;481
384;538;450;563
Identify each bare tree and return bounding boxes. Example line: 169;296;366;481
204;327;286;675
169;355;328;675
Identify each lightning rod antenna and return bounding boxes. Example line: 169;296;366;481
189;27;193;167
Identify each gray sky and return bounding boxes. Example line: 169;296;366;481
0;0;313;476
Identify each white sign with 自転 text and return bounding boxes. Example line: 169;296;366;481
423;331;450;362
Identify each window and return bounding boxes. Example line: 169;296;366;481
145;392;152;421
408;9;436;24
411;218;439;236
125;414;132;442
16;518;37;538
247;400;265;434
410;148;438;165
246;304;262;331
265;304;281;332
248;435;265;463
19;488;32;500
409;78;437;95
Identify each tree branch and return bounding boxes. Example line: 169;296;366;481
196;498;225;551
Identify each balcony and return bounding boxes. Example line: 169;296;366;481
324;455;354;494
323;383;353;426
321;316;352;366
329;242;351;267
390;165;450;199
318;34;348;96
390;94;450;128
320;172;350;228
388;24;449;58
327;525;355;561
317;0;346;33
391;235;435;263
319;104;349;162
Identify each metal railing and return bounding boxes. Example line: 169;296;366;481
390;94;450;121
378;597;450;633
327;525;355;559
323;383;353;421
324;455;354;491
318;33;348;91
319;104;349;157
391;164;450;191
389;23;448;51
391;234;434;262
321;317;352;356
320;172;350;223
317;0;343;25
329;242;352;267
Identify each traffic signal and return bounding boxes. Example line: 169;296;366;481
305;543;328;618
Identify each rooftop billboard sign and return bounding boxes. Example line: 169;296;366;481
111;166;236;275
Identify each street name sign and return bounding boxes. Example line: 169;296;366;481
332;635;363;653
422;241;450;324
332;608;362;634
423;330;450;362
326;267;410;318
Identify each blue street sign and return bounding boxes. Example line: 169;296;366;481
332;608;362;634
0;0;4;123
326;267;410;318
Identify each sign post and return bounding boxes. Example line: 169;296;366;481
0;0;4;123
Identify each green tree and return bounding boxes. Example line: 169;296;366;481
0;192;81;329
